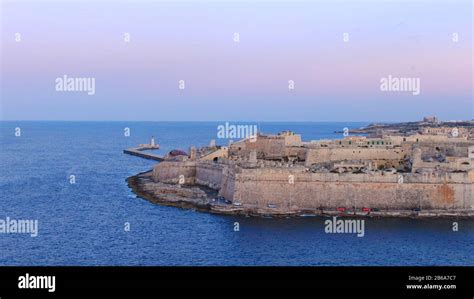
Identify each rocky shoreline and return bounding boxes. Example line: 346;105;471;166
127;170;474;219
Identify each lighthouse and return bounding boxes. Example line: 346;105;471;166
136;136;159;149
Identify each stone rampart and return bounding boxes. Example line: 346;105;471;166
231;169;474;210
305;147;406;166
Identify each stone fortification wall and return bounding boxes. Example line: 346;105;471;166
412;148;473;172
152;161;474;212
219;166;237;200
231;168;474;211
153;160;229;191
415;141;472;157
200;147;228;161
229;136;286;159
195;161;226;190
286;147;307;160
305;147;406;166
152;161;197;184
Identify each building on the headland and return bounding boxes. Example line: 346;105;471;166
309;136;398;148
423;115;438;124
227;131;302;161
148;121;474;216
421;126;468;137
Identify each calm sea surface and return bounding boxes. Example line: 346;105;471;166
0;121;473;266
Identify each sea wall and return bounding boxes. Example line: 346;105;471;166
230;168;474;211
153;160;226;190
152;161;197;184
152;161;474;212
195;161;226;190
219;166;237;200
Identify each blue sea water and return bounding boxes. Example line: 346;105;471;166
0;121;473;266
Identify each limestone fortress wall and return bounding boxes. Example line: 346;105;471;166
229;169;474;211
152;161;474;211
304;147;406;166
